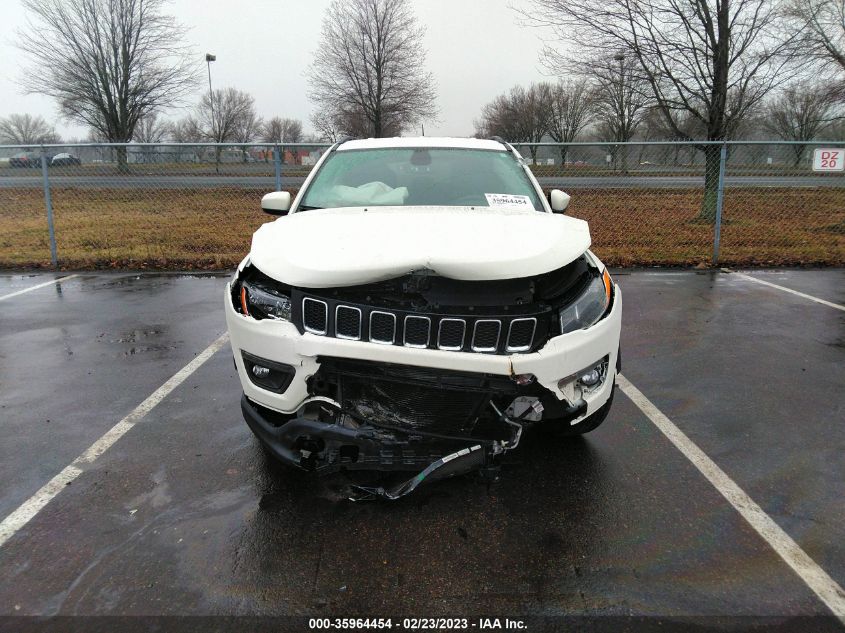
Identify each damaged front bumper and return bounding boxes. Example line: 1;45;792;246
243;393;585;472
242;393;496;473
242;391;588;500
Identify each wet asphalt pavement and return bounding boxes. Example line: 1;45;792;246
0;269;843;627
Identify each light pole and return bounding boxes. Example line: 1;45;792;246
205;53;216;139
614;52;625;172
206;53;217;171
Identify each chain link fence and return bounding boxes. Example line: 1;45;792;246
0;141;843;269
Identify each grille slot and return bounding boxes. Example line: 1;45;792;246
472;320;501;352
369;311;396;344
335;305;362;340
403;315;431;348
437;318;466;350
302;298;328;335
506;317;537;352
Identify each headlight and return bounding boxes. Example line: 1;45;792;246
559;269;612;334
239;280;292;321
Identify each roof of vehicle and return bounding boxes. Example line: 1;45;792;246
337;137;508;152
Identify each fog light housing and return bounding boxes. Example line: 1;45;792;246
577;356;609;391
579;369;601;387
252;365;271;378
241;351;295;393
558;356;610;394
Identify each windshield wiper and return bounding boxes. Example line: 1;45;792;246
297;204;323;211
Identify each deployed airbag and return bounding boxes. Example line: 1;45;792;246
312;181;409;208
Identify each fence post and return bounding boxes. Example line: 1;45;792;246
40;148;58;269
712;143;727;265
273;145;282;191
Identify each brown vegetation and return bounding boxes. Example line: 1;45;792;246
0;187;842;269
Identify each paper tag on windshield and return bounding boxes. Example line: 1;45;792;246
485;193;533;210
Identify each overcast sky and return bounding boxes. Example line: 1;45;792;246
0;0;559;139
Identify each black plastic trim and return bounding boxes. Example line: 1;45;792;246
241;351;295;394
241;395;489;473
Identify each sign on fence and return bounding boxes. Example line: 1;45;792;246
812;148;844;172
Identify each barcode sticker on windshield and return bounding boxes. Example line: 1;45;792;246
485;193;533;209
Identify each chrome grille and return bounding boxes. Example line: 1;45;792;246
403;315;431;348
369;311;396;344
437;318;466;350
297;293;543;354
471;320;501;352
302;298;327;335
506;318;537;352
335;305;362;340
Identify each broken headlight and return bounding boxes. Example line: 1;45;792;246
558;269;612;334
239;280;292;321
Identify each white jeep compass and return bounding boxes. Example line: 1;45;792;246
225;137;621;499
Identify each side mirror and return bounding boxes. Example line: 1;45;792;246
549;189;571;213
261;191;292;216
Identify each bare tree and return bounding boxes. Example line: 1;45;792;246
194;87;258;170
547;80;594;168
475;83;552;162
168;116;202;162
263;117;303;144
641;109;704;165
233;109;263;162
522;0;800;220
475;93;522;140
17;0;198;170
284;120;303;144
132;112;171;163
788;0;845;82
763;81;843;165
311;111;344;143
0;113;61;144
195;88;258;143
590;55;653;171
133;113;171;143
311;106;402;141
262;117;303;163
86;127;106;142
825;118;845;140
170;117;203;143
239;111;264;143
307;0;437;138
513;83;554;162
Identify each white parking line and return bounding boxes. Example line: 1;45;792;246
0;332;230;549
729;271;845;312
0;274;80;302
617;374;845;622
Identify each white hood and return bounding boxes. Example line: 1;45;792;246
249;206;591;288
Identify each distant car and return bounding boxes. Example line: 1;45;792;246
10;152;35;168
51;153;81;167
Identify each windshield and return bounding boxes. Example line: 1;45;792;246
298;148;544;211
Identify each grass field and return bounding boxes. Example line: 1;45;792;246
0;186;842;269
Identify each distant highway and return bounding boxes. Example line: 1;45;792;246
0;174;843;189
